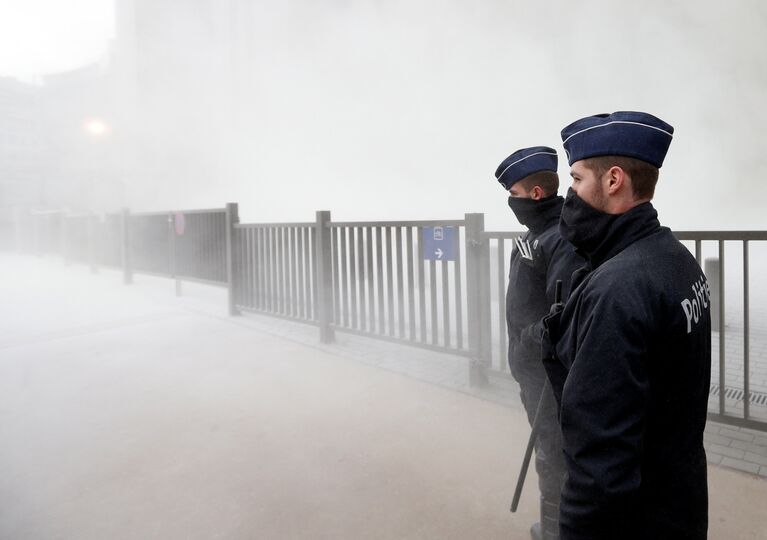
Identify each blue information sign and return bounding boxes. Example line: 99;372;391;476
422;226;456;261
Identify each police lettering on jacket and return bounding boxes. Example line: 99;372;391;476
681;275;711;334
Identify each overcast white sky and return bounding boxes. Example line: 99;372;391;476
0;1;765;230
0;0;114;79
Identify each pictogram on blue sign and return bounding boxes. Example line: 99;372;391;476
422;226;456;261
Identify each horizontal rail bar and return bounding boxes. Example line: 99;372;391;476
330;220;465;228
674;231;767;241
483;231;525;239
169;208;226;215
485;230;767;241
131;207;226;217
129;211;172;217
236;222;315;229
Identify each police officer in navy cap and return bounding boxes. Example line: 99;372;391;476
495;147;583;540
543;112;711;539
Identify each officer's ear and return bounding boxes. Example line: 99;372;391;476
529;185;545;200
605;166;626;195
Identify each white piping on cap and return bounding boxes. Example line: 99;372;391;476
562;120;673;145
497;151;558;183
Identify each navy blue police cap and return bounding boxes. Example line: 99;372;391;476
495;146;558;190
560;111;674;168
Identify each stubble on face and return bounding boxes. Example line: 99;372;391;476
570;161;607;211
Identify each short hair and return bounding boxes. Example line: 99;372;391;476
516;170;559;197
581;156;659;200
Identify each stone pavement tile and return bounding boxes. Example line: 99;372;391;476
706;453;724;466
719;428;756;442
731;440;767;456
704;423;721;435
720;458;760;475
704;433;733;447
743;452;767;468
739;428;767;437
704;443;745;460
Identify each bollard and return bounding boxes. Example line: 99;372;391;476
465;213;491;387
87;213;99;274
168;212;182;296
315;211;335;343
121;208;133;284
225;203;241;316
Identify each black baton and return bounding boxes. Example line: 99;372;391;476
510;279;562;513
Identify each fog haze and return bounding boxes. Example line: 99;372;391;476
2;3;767;537
2;0;766;229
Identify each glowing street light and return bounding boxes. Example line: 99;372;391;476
83;118;110;138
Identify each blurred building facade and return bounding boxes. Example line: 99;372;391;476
1;0;255;235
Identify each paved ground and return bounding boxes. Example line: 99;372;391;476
1;254;766;539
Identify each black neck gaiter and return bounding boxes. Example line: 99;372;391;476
558;188;619;255
507;194;562;232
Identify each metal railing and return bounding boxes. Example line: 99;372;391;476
171;208;228;285
13;207;767;430
29;207;229;288
232;220;318;325
675;231;767;430
328;219;469;356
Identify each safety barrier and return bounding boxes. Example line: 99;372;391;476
675;231;767;430
13;207;767;430
27;207;230;288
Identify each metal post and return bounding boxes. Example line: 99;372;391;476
87;213;98;274
704;257;720;330
169;212;181;296
743;240;750;420
226;202;241;316
718;242;726;416
316;210;335;343
465;213;490;387
121;208;133;284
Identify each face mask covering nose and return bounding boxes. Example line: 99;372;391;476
559;188;618;253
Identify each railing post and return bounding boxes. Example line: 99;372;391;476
704;257;720;330
315;210;335;343
465;213;491;387
121;208;133;284
226;202;241;316
61;214;71;265
169;212;182;296
87;213;98;274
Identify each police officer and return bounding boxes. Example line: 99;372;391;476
495;147;583;540
543;111;711;539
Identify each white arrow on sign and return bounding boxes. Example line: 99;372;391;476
435;248;443;259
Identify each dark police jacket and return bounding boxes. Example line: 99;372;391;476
506;196;582;368
543;203;711;540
